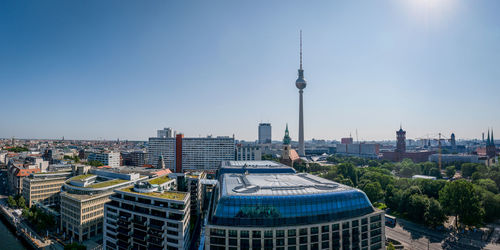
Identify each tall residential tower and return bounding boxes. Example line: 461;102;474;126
295;31;307;156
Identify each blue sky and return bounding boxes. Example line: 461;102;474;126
1;0;499;141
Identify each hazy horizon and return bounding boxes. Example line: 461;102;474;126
1;0;499;141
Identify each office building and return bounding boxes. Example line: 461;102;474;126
148;134;235;172
148;137;176;169
103;177;190;250
122;151;147;167
336;143;380;158
205;162;385;250
22;171;73;208
60;171;146;242
158;127;174;138
258;123;272;144
88;151;120;167
235;144;262;161
341;137;354;144
428;154;479;164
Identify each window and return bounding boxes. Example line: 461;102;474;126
288;229;296;237
321;225;329;233
253;231;261;238
299;228;308;236
241;230;249;238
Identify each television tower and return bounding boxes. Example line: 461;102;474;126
295;30;307;156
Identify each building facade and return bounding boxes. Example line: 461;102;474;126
88;152;120;167
60;172;145;242
22;171;72;207
235;144;262;161
258;123;272;144
122;151;147;167
205;170;384;250
148;135;235;171
103;178;190;250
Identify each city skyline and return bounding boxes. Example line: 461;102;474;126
1;0;500;141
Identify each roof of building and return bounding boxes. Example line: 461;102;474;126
148;176;172;185
220;160;296;175
210;172;375;227
222;173;352;197
120;186;187;201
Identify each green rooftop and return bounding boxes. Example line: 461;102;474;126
122;187;186;201
148;176;172;185
87;179;128;189
70;174;95;181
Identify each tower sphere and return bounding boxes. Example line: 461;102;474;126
296;76;307;90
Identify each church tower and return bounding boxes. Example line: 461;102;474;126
396;125;406;153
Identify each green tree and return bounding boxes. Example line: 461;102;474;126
408;194;429;221
17;196;26;209
445;166;456;178
87;160;103;167
475;179;499;194
461;163;479;178
387;242;396;250
7;196;17;208
362;182;384;202
338;163;358;186
439;180;484;228
424;198;447;228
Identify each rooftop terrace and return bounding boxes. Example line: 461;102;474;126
148;176;172;185
121;187;187;201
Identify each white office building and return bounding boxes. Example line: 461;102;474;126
88;152;120;167
235;144;262;161
147;135;235;171
157;127;174;138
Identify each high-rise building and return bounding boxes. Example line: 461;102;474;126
103;177;190;250
295;31;307;156
205;161;385;250
450;133;457;153
148;137;176;169
148;133;235;171
258;123;272;144
157;127;174;138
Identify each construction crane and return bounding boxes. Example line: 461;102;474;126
414;133;450;173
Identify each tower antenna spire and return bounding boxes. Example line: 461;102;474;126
300;30;303;70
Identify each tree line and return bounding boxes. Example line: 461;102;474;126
296;156;500;229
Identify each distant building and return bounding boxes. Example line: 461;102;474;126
336;143;380;158
88;151;120;167
428;154;479;164
235;144;262;161
450;133;457;153
148;133;235;172
341;137;354;144
486;129;497;165
122;151;147;167
103;177;190;250
412;175;437;180
157;127;174;138
280;124;299;167
382;126;434;163
258;123;272;144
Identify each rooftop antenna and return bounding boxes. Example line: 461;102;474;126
299;30;303;70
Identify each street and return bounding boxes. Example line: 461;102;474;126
386;218;500;250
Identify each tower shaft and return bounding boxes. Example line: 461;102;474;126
299;89;305;156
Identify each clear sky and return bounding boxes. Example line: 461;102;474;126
1;0;499;141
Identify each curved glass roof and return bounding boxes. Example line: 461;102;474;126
210;174;374;227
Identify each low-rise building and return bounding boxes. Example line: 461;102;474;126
22;171;73;207
103;177;190;250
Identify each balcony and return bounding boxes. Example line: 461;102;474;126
116;233;131;242
117;240;130;250
117;227;131;236
149;223;164;231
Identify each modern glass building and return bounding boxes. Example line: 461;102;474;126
205;166;384;250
